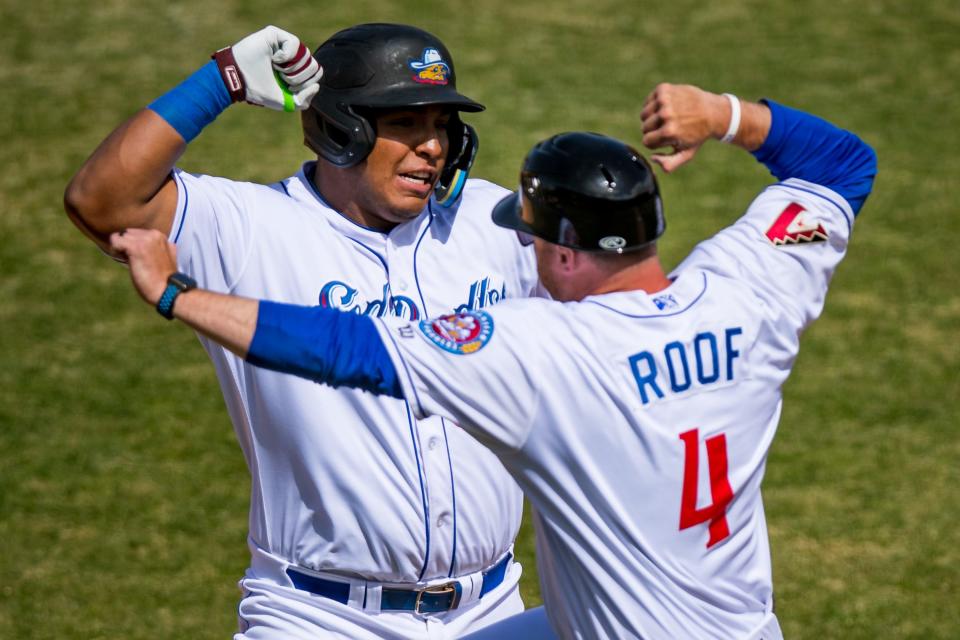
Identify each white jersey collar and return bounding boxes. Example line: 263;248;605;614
286;161;432;244
582;270;709;318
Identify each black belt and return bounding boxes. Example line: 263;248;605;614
285;553;512;614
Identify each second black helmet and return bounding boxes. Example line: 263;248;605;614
493;132;665;253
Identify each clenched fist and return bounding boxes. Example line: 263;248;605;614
214;25;323;112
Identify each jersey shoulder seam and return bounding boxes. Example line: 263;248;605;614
767;179;854;232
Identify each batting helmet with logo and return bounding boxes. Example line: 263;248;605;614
302;23;482;206
492;132;665;253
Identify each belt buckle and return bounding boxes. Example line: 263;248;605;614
414;581;459;614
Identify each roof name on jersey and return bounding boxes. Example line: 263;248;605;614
318;276;507;320
765;202;829;246
629;327;743;405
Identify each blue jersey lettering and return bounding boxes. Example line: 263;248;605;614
665;341;692;393
629;351;665;405
455;277;507;313
725;327;742;380
319;281;421;320
630;327;744;405
694;332;720;384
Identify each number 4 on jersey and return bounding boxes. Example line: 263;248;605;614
679;429;734;548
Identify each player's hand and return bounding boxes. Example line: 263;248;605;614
640;83;728;173
220;25;322;112
109;229;179;305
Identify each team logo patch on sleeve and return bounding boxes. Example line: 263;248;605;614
765;202;828;245
419;311;493;354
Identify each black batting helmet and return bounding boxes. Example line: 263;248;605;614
302;23;482;206
492;132;665;253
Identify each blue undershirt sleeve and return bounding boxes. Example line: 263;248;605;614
246;301;404;398
751;100;878;216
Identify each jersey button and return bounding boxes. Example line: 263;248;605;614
436;515;448;528
397;280;409;291
428;436;440;450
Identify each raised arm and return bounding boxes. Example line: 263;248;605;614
64;26;322;254
640;83;772;172
640;83;876;214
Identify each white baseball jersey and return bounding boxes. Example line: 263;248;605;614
377;178;854;638
168;161;538;587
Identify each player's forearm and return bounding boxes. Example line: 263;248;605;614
172;289;259;359
724;98;771;152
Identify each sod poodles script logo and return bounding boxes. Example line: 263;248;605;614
419;310;493;355
319;281;421;320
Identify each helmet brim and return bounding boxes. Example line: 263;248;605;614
352;86;485;112
492;192;536;234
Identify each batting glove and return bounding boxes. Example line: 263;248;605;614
213;26;322;112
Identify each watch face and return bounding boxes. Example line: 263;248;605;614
168;272;197;291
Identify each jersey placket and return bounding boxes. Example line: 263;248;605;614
386;229;458;580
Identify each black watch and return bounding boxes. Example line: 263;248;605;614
156;272;197;320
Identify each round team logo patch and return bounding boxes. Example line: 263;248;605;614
419;311;494;355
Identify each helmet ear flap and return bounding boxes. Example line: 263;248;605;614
435;120;478;207
301;100;377;168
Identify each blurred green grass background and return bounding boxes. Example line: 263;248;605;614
2;0;958;638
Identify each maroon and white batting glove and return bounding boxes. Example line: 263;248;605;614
213;25;322;112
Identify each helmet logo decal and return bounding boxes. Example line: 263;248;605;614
409;48;450;85
419;310;494;355
599;236;627;251
765;202;828;246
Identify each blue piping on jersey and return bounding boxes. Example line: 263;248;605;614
336;223;432;580
441;418;459;577
245;246;431;575
303;162;427;235
411;211;461;577
585;272;709;319
766;181;853;234
278;179;291;197
380;325;429;412
345;236;390;273
406;403;432;581
412;214;434;315
339;227;433;578
172;172;189;244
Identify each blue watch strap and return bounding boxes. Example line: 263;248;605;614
156;283;182;320
156;272;196;320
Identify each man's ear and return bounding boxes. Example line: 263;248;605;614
557;246;579;274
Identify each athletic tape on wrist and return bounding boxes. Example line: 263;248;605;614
147;60;232;142
721;93;741;144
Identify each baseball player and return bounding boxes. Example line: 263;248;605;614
65;24;540;639
111;85;877;639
